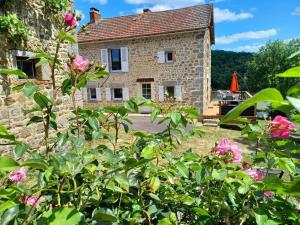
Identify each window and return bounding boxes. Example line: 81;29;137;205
165;51;174;63
110;49;122;71
88;88;97;101
166;86;175;98
16;57;36;79
112;88;123;100
142;83;151;99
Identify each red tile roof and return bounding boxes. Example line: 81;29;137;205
78;4;215;44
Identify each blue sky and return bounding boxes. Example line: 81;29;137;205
75;0;300;52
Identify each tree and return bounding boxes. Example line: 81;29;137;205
245;39;300;94
212;50;253;90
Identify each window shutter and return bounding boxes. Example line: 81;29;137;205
121;47;129;72
96;87;101;100
40;63;51;80
175;85;182;101
82;88;88;101
157;51;165;64
122;87;129;101
158;86;164;101
105;88;111;101
100;49;109;72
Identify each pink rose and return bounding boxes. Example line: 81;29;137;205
9;167;27;183
269;116;296;139
64;12;77;27
242;168;265;181
263;191;273;198
71;55;90;73
20;196;39;207
213;138;243;163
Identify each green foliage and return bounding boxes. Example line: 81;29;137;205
0;14;29;47
212;50;253;90
45;0;70;13
244;39;300;94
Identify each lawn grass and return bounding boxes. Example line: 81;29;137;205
88;124;255;157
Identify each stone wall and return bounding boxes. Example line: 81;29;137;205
79;29;212;115
0;0;81;154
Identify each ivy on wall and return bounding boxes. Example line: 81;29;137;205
0;14;29;47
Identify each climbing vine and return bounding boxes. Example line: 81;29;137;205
0;14;28;47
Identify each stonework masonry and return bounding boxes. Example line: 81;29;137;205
79;29;212;115
0;0;81;154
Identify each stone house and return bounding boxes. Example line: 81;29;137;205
0;0;80;152
78;4;215;115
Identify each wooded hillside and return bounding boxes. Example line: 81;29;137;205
212;50;253;91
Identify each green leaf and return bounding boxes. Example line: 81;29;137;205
149;176;160;193
221;88;284;123
212;169;227;181
58;31;76;44
169;112;181;126
22;82;38;97
14;142;27;158
0;157;19;171
0;201;17;213
151;108;161;122
176;161;189;178
157;218;172;225
255;213;280;225
35;58;48;67
33;92;52;109
124;100;138;112
92;208;118;222
277;158;296;174
287;96;300;112
238;184;250;194
0;125;15;141
88;117;99;131
27;116;43;126
1;205;19;225
21;159;48;170
276;66;300;78
287;84;300;97
40;207;83;225
0;68;27;78
114;174;129;192
141;143;157;159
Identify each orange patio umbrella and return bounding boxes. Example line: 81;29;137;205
230;71;239;93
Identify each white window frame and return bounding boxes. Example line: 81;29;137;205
165;51;174;63
141;83;152;99
109;48;122;72
112;88;123;100
88;87;97;101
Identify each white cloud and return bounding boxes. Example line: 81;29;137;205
89;0;108;4
233;44;263;52
127;0;205;12
126;0;204;6
214;8;253;23
216;29;278;45
291;7;300;16
129;0;253;23
135;4;172;13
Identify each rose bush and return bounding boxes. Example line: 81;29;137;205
0;2;300;225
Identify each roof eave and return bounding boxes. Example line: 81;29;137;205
78;28;208;44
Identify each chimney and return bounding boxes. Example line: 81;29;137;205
143;8;151;13
90;8;101;23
